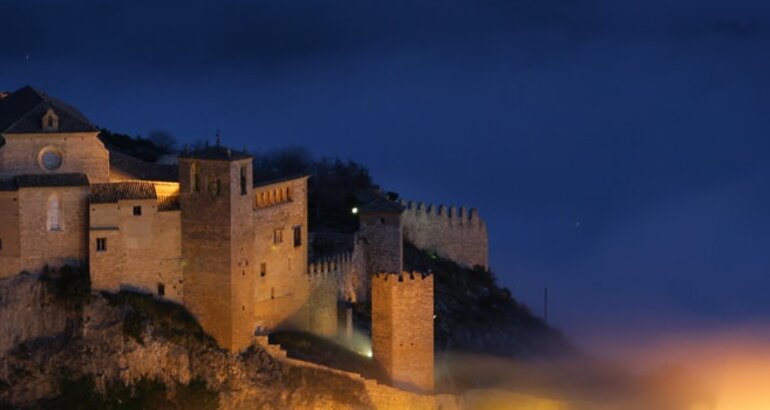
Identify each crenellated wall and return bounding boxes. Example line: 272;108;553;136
301;266;340;337
399;199;488;269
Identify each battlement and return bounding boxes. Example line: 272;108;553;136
399;199;489;269
399;200;484;227
308;252;352;274
372;271;433;283
371;270;434;392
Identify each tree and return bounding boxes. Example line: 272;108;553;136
147;129;177;155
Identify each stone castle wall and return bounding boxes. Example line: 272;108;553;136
89;199;183;303
0;132;109;183
359;212;403;278
372;271;434;393
255;336;460;410
302;266;340;337
251;177;311;333
399;200;488;269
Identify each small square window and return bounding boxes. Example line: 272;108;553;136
133;206;142;216
96;237;107;252
260;263;267;277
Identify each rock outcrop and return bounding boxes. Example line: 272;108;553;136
0;273;374;409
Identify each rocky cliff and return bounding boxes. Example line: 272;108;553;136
0;271;375;409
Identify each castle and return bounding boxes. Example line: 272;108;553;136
0;86;488;393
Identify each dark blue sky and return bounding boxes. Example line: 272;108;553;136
3;0;769;350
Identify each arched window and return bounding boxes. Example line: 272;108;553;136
48;193;62;231
190;162;200;193
42;108;59;131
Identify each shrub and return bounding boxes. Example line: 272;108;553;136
39;264;91;309
103;291;213;347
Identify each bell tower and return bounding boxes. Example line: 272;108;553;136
179;145;255;351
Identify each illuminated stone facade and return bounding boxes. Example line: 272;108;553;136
1;86;439;399
0;86;327;352
372;271;435;393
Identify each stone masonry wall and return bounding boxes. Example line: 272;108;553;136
255;336;460;410
0;191;21;278
303;267;340;338
228;159;258;352
89;199;183;303
0;132;109;183
372;272;434;393
399;200;488;269
251;177;310;333
359;212;403;301
179;158;239;350
18;186;89;274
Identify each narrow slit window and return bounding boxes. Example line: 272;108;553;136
48;194;62;231
96;237;107;252
260;263;267;277
240;166;248;195
191;162;200;193
293;226;302;247
157;283;165;297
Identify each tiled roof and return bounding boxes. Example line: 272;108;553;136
0;86;98;134
90;181;157;203
360;197;405;214
110;150;178;182
178;145;251;161
157;195;180;211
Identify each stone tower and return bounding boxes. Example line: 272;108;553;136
179;146;255;352
371;271;434;393
358;197;404;300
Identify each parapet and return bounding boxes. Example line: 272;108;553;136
398;199;484;228
372;271;433;283
398;198;489;269
307;252;352;283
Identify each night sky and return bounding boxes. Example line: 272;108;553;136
3;0;769;353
